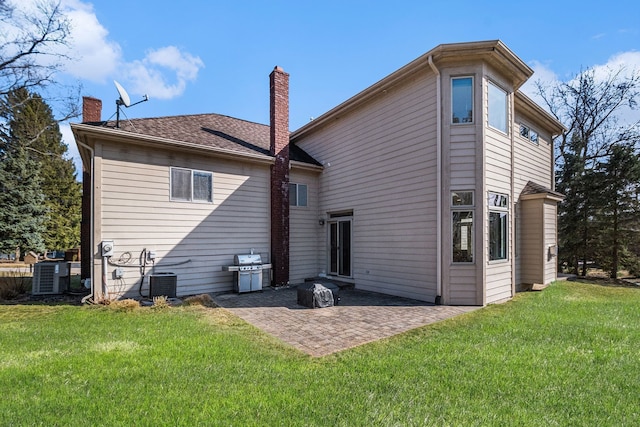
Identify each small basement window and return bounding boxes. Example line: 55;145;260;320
170;167;212;203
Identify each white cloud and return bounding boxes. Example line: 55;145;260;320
59;122;83;176
591;51;640;80
8;0;204;99
522;52;640;128
519;60;560;110
60;0;121;82
124;46;205;99
591;51;640;126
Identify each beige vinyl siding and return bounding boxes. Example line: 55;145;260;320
448;265;477;305
289;169;321;284
295;71;439;302
440;65;484;305
483;76;514;304
450;126;477;187
543;200;558;284
96;141;270;298
519;198;543;284
513;109;555;286
513;111;554;194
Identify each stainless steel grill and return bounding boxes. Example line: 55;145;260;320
222;253;272;293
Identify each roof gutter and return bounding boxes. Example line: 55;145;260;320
290;160;324;172
428;55;443;304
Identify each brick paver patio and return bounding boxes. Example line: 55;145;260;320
212;286;480;357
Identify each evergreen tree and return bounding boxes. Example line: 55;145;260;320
593;144;640;278
0;129;47;257
537;68;640;276
0;88;81;254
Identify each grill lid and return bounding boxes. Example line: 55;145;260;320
234;254;262;265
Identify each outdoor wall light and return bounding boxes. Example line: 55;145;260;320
318;219;325;226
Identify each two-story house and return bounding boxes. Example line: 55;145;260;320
72;40;564;305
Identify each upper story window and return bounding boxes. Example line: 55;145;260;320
170;167;212;203
289;183;308;207
519;123;539;145
488;81;508;133
452;77;473;124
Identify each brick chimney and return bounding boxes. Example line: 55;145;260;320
270;66;290;287
82;96;102;122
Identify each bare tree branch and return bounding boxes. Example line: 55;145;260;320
0;0;70;97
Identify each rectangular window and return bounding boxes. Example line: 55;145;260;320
488;192;508;261
451;190;474;263
170;167;212;203
453;211;474;263
452;77;473;124
519;123;539;144
452;191;474;206
289;183;308;207
489;212;508;261
488;192;508;208
488;81;508;133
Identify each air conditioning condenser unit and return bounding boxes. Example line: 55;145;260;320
32;262;70;295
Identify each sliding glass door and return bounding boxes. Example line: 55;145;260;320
328;217;352;278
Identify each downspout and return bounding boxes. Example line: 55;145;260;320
428;55;442;304
76;139;95;304
510;93;516;298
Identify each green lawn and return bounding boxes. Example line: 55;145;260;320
1;281;638;426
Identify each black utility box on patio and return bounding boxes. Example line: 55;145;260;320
297;283;339;308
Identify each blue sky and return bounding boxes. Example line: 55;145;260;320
12;0;640;173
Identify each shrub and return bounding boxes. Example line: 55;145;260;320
182;293;217;307
108;299;140;311
0;270;31;300
152;295;170;310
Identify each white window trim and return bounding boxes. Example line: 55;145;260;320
451;76;474;125
170;167;213;203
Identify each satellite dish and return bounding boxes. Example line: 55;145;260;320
114;80;131;107
112;80;149;128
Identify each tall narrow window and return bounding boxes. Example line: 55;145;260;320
452;77;473;124
452;191;474;263
170;168;191;201
488;192;508;261
170;167;212;203
488;81;508;133
193;171;212;202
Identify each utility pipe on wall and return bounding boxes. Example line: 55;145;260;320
428;55;443;303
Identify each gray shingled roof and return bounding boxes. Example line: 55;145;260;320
92;113;320;166
521;181;564;199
